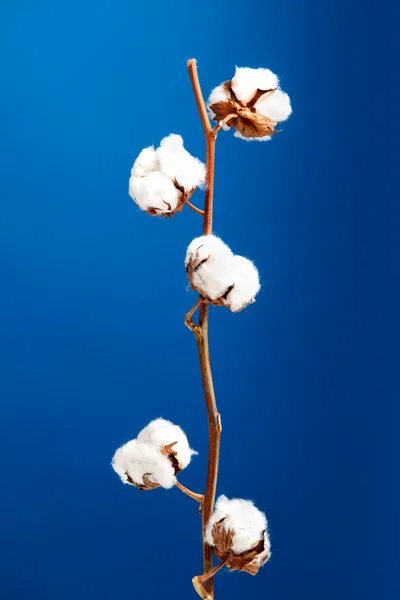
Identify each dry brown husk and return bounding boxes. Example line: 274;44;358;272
209;80;278;139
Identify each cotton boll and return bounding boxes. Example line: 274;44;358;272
256;89;292;122
234;131;272;142
111;418;197;491
186;238;261;311
137;418;197;470
205;495;271;575
185;235;233;267
126;441;176;489
191;258;235;301
128;135;205;218
225;255;261;312
206;495;267;554
131;146;157;178
232;67;279;104
112;439;176;489
206;67;290;142
156;138;206;192
129;171;179;213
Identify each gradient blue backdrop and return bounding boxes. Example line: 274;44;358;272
0;1;395;599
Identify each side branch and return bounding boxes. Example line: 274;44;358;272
176;481;204;504
185;298;202;335
192;559;227;600
186;200;205;216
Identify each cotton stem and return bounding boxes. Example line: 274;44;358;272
187;58;222;600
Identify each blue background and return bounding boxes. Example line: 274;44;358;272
0;1;396;599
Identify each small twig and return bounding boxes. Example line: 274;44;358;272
186;200;205;216
176;481;204;504
197;558;228;584
184;298;202;334
192;560;228;600
211;114;237;137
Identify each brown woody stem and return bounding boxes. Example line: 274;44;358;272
175;481;204;504
187;58;222;599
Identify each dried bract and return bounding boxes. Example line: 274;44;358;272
208;67;292;141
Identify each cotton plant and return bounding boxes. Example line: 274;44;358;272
115;59;292;600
